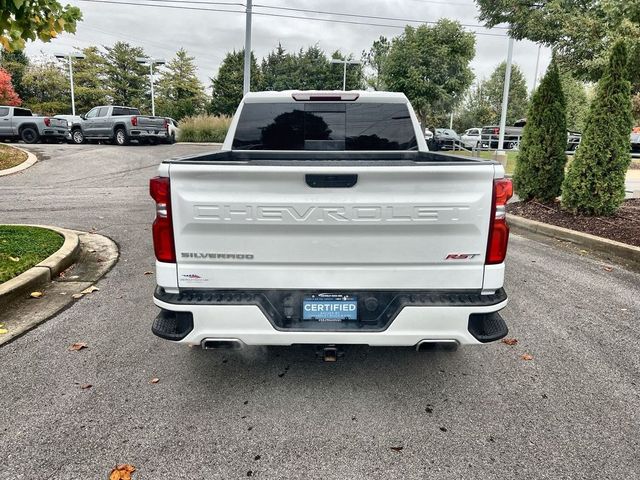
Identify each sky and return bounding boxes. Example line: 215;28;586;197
24;0;552;92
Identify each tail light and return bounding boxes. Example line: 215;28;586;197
493;127;499;136
150;176;175;263
486;178;513;265
44;117;51;127
131;116;138;126
163;119;168;130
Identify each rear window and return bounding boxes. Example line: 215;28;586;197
113;107;140;116
232;102;418;151
13;108;32;117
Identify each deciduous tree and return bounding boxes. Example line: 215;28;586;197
0;0;82;51
362;36;390;91
0;67;21;105
21;61;69;114
484;62;529;125
382;20;475;124
0;50;29;99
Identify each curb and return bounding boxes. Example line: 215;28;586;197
0;145;38;176
176;142;223;147
508;214;640;266
0;225;80;308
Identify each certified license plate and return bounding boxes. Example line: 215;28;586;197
302;294;358;322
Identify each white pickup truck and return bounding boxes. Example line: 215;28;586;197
150;91;512;356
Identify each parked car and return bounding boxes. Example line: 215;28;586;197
482;120;583;151
71;106;168;145
428;128;460;151
461;128;481;148
54;114;83;143
165;118;180;144
0;106;67;144
631;128;640;153
150;90;512;355
480;121;525;150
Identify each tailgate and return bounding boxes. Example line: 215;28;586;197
170;164;495;290
49;118;68;129
137;116;165;129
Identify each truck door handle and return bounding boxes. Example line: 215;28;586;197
305;174;358;188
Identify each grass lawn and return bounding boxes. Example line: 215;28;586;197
0;144;28;171
442;150;519;174
0;226;64;283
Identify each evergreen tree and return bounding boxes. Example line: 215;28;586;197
513;59;567;201
561;40;633;215
104;42;149;110
0;50;29;99
156;48;207;119
72;46;110;114
260;43;296;91
209;50;260;116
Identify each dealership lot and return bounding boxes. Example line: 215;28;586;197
0;143;639;478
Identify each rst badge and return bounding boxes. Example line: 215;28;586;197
445;253;480;260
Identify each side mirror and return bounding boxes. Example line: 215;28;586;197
79;114;86;120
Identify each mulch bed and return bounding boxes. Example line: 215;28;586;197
507;199;640;247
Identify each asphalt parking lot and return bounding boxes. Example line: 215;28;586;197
1;143;639;479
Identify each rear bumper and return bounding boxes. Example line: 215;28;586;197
130;129;168;138
152;287;509;346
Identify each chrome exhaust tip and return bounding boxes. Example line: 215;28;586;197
201;338;244;350
415;340;459;352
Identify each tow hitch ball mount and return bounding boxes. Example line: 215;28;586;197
317;345;343;362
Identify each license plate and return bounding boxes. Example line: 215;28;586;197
302;294;357;322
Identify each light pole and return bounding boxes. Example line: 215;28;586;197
532;44;542;92
136;57;166;116
54;53;85;116
243;0;253;96
330;59;362;91
496;35;515;166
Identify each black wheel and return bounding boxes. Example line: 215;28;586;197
169;132;176;144
71;129;85;144
20;127;40;144
114;128;129;146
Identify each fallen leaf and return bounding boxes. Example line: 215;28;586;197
68;342;88;351
0;328;8;335
30;291;43;298
501;338;518;346
72;293;83;299
520;353;534;361
80;384;92;390
143;271;153;275
390;446;403;452
150;377;159;384
603;266;613;272
80;286;99;294
9;256;20;262
109;464;136;480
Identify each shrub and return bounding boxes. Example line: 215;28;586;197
513;59;567;202
561;40;633;215
178;115;231;143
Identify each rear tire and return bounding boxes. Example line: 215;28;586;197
20;127;40;144
71;129;85;144
169;132;176;144
114;128;129;146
